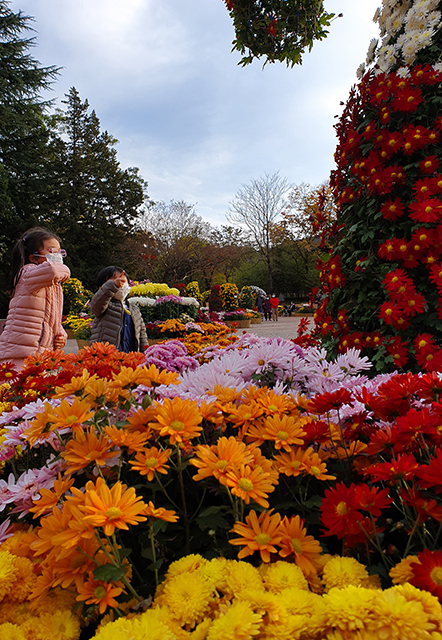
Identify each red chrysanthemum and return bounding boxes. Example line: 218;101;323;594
380;197;405;221
366;453;419;483
420;155;440;174
386;337;409;369
410;549;442;599
307;388;353;414
320;482;364;540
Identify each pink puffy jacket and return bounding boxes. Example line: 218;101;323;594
0;261;71;367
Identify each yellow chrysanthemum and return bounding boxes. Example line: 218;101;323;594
279;587;327;637
157;571;215;627
389;555;419;585
37;608;81;640
261;561;309;593
258;614;306;640
322;556;372;591
235;588;285;623
0;622;26;640
131;608;179;640
390;582;442;626
191;618;212;640
27;586;78;616
165;554;207;581
322;585;377;635
224;561;264;598
200;558;229;592
0;551;17;601
367;588;435;640
92;615;137;640
206;600;262;640
8;556;37;603
0;601;28;625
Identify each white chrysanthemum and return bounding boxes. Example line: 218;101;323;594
402;37;419;63
366;38;378;64
356;63;366;80
396;66;411;77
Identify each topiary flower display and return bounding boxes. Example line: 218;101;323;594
185;280;202;305
315;0;442;374
220;282;239;311
239;285;255;309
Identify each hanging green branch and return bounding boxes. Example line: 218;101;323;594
223;0;336;67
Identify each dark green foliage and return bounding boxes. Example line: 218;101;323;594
225;0;335;67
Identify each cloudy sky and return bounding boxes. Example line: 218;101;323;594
10;0;380;226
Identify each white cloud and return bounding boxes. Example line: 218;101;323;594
11;0;381;227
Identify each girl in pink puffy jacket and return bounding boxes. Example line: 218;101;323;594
0;227;71;369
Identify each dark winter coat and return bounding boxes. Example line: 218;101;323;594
89;280;148;352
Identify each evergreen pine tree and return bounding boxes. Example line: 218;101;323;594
46;88;148;290
0;1;58;313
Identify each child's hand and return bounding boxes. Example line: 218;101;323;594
54;334;67;349
113;274;126;288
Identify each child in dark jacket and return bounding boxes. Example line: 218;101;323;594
89;266;148;353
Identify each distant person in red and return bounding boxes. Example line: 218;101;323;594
270;294;279;322
263;296;271;321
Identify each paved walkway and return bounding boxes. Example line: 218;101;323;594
242;315;313;340
63;315;314;355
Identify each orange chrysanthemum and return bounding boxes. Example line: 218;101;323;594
110;364;179;392
23;402;59;445
225;464;276;508
76;576;124;614
30;474;75;518
129;446;172;480
150;397;203;445
54;369;96;399
49;398;95;436
230;509;282;563
190;436;255;485
262;414;306;451
301;450;336;481
255;389;293;417
125;406;158;434
61;428;116;473
278;515;323;576
79;477;148;536
143;501;179;522
84;377;119;405
104;425;149;452
227;402;264;437
273;447;313;477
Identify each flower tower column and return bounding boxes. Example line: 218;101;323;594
316;0;442;373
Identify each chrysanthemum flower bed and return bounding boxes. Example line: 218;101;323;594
0;336;442;638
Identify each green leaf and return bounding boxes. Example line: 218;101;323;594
93;564;127;582
148;559;163;571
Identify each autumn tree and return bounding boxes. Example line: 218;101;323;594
136;200;213;285
227;172;291;293
277;182;337;275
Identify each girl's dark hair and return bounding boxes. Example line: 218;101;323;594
7;227;61;297
96;266;125;289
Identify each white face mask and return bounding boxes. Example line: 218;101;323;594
114;282;131;301
45;253;64;264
